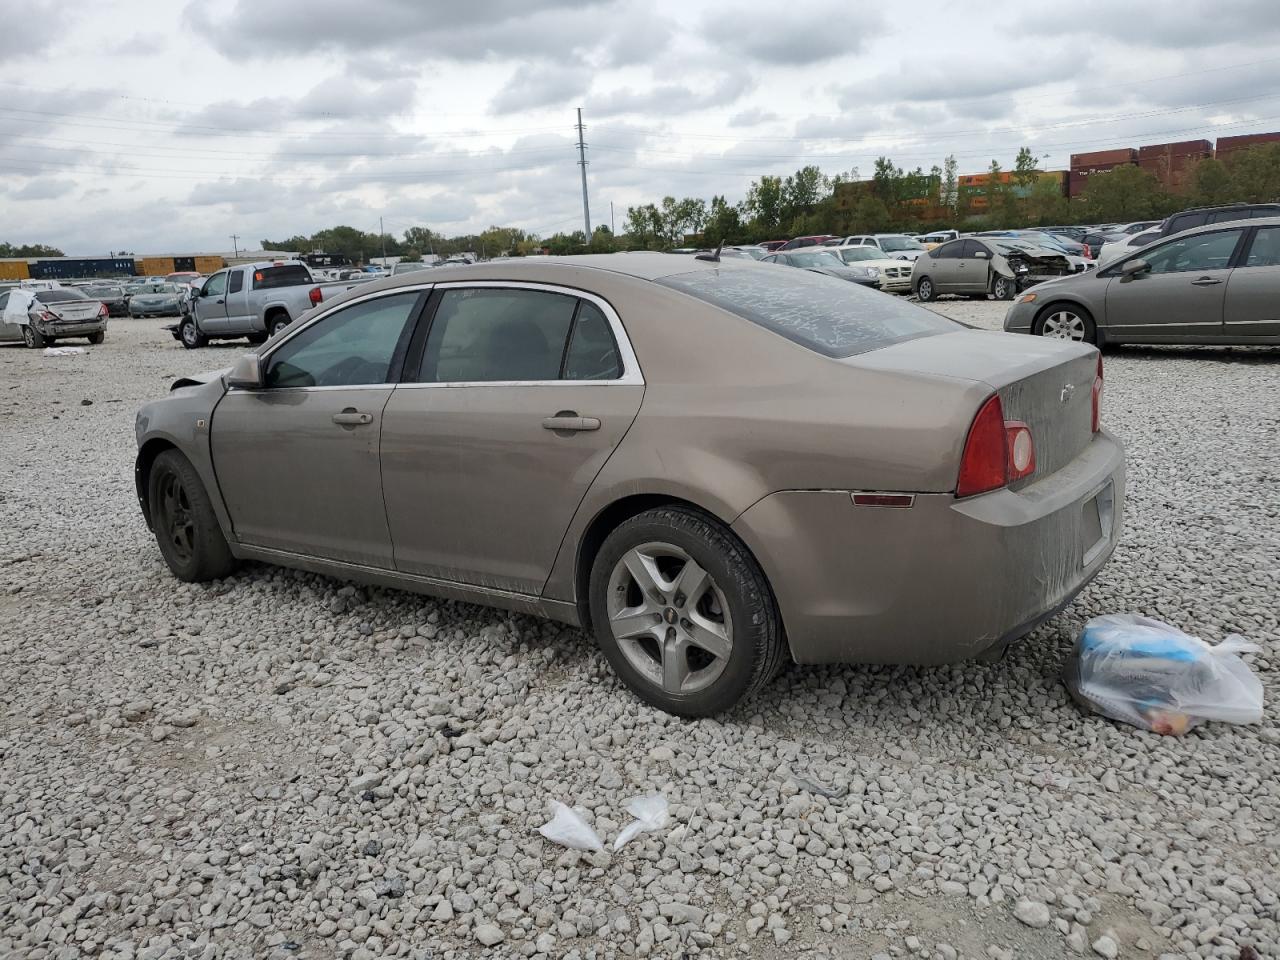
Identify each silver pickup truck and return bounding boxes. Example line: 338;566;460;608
172;261;368;349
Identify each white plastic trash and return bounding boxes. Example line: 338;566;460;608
43;346;85;356
1064;614;1264;735
613;793;670;851
537;802;603;852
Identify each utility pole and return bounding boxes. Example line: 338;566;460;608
229;234;240;258
380;216;386;266
610;201;615;236
575;107;591;242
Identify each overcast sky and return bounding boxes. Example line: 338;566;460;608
2;0;1279;255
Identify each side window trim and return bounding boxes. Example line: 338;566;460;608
397;280;644;387
252;286;435;391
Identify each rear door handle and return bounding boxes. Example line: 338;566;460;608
542;415;600;432
332;410;373;426
1190;277;1223;286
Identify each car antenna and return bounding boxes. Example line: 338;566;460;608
695;242;723;263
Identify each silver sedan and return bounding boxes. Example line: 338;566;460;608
1004;216;1280;345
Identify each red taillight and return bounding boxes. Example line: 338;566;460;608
1083;242;1092;259
98;302;109;318
957;395;1009;497
956;395;1038;498
308;286;323;306
1091;353;1103;433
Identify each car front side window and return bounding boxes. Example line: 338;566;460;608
203;272;228;297
264;292;422;389
419;288;578;383
1141;229;1244;275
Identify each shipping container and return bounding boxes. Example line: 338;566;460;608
1070;148;1137;169
28;257;137;280
0;260;31;281
139;257;175;276
1137;139;1211;160
1216;131;1280;163
194;255;225;274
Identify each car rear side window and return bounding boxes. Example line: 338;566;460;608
228;271;244;293
264;292;421;388
253;265;312;290
419;288;578;382
1244;227;1280;267
659;268;958;358
563;301;622;380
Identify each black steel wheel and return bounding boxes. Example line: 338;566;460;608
148;449;236;582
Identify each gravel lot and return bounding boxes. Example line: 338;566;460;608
2;303;1277;960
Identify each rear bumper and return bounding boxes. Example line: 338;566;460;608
731;430;1126;665
32;319;107;337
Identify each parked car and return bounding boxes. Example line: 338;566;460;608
757;240;787;252
776;235;839;252
831;245;914;292
134;254;1123;716
1155;203;1280;241
912;237;1074;302
841;234;927;262
1043;226;1089;242
761;249;879;286
1004;216;1280;345
174;260;362;349
82;282;128;316
129;282;186;318
728;245;766;260
1097;230;1163;265
917;230;959;248
391;261;433;276
0;286;108;347
166;271;203;285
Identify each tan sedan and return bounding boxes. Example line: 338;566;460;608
135;255;1124;716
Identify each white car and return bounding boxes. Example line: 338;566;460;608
1097;229;1162;266
829;245;915;292
839;234;927;262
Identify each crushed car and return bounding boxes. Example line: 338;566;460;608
912;237;1075;302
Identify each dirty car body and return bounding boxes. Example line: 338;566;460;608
0;286;108;346
135;254;1124;715
912;237;1074;301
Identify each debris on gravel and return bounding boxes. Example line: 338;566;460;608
1;311;1277;958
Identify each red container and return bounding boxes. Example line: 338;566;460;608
1216;131;1280;162
1138;139;1211;160
1070;148;1137;169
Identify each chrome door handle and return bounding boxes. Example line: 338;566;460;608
332;411;373;426
542;415;601;432
1190;277;1223;286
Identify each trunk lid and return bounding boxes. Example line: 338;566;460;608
43;300;103;322
849;330;1098;485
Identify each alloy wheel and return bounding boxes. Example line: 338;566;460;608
605;542;733;696
1040;311;1086;340
157;470;196;563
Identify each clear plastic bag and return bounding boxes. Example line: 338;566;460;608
613;794;669;851
537;802;603;852
1064;614;1264;735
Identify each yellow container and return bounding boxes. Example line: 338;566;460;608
0;260;31;280
139;257;175;276
194;255;225;274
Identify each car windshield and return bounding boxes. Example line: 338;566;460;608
85;285;121;296
735;247;766;260
837;247;878;262
790;251;844;268
659;267;957;358
142;283;180;294
34;288;89;302
878;236;924;252
392;262;430;274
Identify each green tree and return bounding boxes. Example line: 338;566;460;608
1188;158;1236;207
402;226;436;253
1083;165;1173;221
703;195;744;246
0;242;65;257
1013;146;1043;192
624;203;663;250
1224;143;1280;202
743;175;785;232
871;157;902;204
941;154;958;214
852;197;891;233
589;224;616;252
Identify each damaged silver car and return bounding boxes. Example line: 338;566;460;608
912;237;1075;302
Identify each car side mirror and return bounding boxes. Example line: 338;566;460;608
225;354;263;390
1120;259;1149;280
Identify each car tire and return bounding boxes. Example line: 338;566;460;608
267;313;291;337
246;332;269;345
915;277;935;302
179;317;207;350
88;332;105;345
147;449;236;583
587;505;785;717
21;325;45;348
1033;303;1097;344
991;275;1016;300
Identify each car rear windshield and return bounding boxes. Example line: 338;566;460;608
658;267;958;358
253;265;312;289
34;288;88;302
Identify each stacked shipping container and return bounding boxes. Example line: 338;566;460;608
1137;139;1212;194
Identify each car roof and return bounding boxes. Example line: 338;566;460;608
1163;214;1280;238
